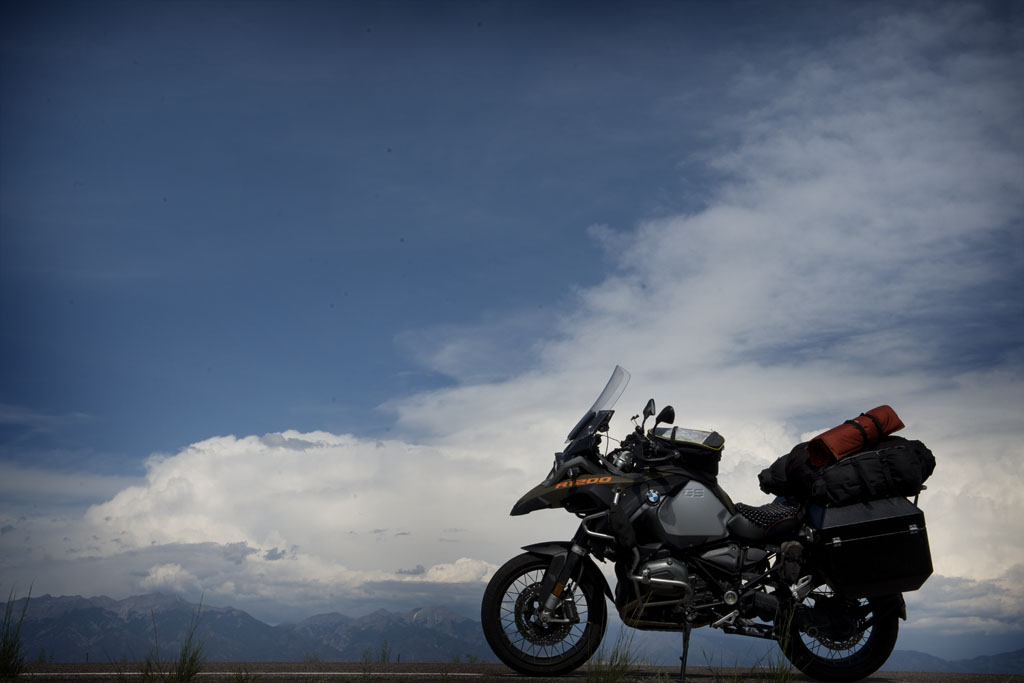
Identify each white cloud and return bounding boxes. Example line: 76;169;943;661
0;429;539;620
140;563;200;593
905;566;1024;636
82;430;533;564
414;558;496;584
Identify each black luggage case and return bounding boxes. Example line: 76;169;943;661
806;496;933;598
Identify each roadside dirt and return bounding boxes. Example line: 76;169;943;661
20;662;1024;682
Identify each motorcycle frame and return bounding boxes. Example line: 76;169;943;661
523;505;791;640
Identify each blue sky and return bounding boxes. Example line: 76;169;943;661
0;0;788;461
2;0;1023;662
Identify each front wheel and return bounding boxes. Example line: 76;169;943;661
481;552;607;676
782;586;900;682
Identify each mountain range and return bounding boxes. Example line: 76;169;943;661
7;593;1022;674
11;593;490;664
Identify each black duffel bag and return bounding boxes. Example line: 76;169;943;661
809;436;935;506
758;441;816;499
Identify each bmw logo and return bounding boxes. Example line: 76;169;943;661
645;489;661;505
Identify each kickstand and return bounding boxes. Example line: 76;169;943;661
678;618;692;682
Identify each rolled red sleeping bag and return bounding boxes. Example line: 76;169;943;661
808;405;905;467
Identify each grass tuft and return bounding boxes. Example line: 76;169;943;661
1;585;31;680
114;597;205;683
704;639;795;683
377;639;391;664
586;625;640;683
170;599;204;683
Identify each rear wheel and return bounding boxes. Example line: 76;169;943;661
481;552;607;676
783;585;900;682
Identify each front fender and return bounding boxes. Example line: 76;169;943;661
522;541;613;601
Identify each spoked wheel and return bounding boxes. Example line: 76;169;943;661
481;552;606;676
783;585;900;682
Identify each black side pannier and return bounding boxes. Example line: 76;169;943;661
809;436;935;506
806;496;933;597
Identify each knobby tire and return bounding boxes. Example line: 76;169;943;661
783;589;900;682
481;552;606;677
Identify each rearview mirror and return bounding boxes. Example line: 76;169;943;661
655;405;675;427
640;398;656;430
643;399;656;420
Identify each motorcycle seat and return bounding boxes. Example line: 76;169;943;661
728;502;801;541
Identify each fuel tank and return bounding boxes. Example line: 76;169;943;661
653;480;731;549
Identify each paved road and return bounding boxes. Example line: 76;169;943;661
19;663;1024;682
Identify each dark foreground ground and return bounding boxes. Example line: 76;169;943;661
19;662;1024;682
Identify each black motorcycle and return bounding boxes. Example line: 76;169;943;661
481;366;933;681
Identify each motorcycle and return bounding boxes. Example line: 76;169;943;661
481;366;933;681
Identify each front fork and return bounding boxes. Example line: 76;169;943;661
533;528;591;626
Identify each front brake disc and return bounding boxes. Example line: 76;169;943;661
513;583;573;646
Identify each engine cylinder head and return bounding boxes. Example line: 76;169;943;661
634;557;693;601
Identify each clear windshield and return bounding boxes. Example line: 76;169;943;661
588;365;631;414
565;365;631;441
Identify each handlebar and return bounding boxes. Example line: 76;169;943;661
607;427;686;474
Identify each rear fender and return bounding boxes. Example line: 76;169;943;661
522;541;613;601
895;594;907;620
